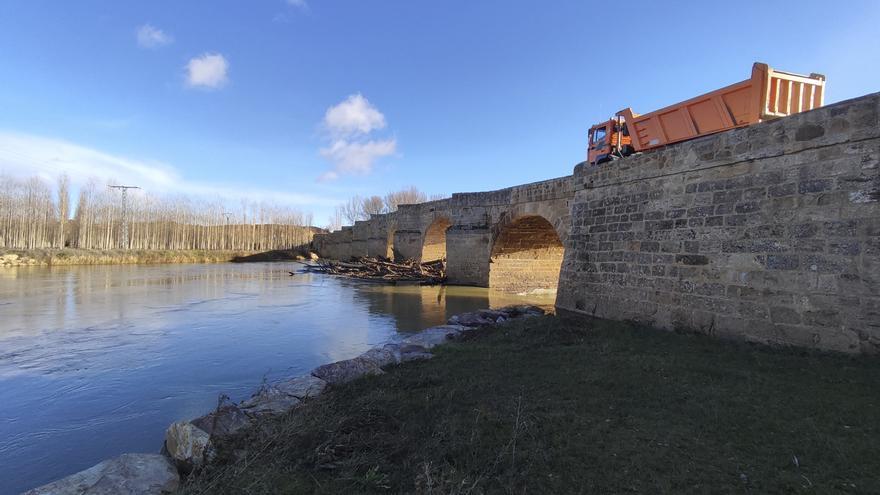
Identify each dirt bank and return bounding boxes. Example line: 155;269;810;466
0;248;306;267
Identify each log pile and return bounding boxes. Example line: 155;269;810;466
311;257;446;285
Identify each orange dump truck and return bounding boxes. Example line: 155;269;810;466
587;62;826;165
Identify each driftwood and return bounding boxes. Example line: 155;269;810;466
310;256;446;285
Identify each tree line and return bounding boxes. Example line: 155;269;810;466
327;186;446;231
0;174;315;251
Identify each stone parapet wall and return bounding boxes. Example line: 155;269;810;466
558;93;879;354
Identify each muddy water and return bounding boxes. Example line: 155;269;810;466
0;262;553;493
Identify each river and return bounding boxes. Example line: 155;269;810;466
0;262;553;494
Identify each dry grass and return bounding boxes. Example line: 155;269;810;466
0;248;283;266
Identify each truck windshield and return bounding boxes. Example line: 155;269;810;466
592;127;606;144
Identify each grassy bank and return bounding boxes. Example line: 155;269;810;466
0;248;308;267
181;316;880;494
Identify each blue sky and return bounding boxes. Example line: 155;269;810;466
1;0;878;225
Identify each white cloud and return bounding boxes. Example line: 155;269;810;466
323;94;387;138
319;139;397;181
136;24;173;48
318;94;396;181
0;131;337;207
185;53;229;89
286;0;308;8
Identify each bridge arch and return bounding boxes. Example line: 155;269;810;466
421;217;452;262
489;215;565;294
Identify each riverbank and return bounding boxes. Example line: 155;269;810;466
178;315;880;494
0;248;310;267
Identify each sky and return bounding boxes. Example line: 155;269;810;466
0;0;878;225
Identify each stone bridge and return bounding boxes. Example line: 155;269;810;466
313;175;574;293
314;92;879;354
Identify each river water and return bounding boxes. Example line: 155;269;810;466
0;262;553;494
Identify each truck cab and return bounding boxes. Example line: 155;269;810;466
587;116;633;165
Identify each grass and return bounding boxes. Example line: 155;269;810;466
180;316;880;494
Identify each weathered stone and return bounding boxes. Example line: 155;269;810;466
766;255;799;270
675;254;709;266
448;312;495;327
311;356;384;385
240;387;302;416
274;374;327;399
164;422;212;472
191;404;251;437
358;344;402;367
403;325;465;349
795;123;825;141
23;454;179;495
239;375;326;417
399;343;433;362
497;305;546;318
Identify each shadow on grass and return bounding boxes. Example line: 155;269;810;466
180;316;880;494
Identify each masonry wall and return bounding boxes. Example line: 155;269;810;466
557;93;880;354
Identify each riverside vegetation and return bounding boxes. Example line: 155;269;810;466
178;315;880;494
0;247;317;267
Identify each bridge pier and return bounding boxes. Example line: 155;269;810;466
446;227;490;286
392;230;422;262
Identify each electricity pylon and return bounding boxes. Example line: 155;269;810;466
108;185;140;249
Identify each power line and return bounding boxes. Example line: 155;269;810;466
108;185;140;249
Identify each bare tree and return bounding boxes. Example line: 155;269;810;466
327;206;343;232
361;196;384;217
339;196;365;224
384;186;427;212
330;186;447;229
56;174;70;247
0;173;316;252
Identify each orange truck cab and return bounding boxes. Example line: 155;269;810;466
587;116;634;165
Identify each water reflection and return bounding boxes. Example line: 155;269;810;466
0;263;552;494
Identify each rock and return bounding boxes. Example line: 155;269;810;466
240;387;302;416
191;404;251;438
23;453;179;495
274;374;327;399
402;325;466;349
164;422;212;473
311;356;385;385
309;252;319;260
239;375;327;417
448;312;495;327
399;344;433;362
295;255;306;261
448;306;546;326
478;309;508;320
500;305;546;317
358;344;402;367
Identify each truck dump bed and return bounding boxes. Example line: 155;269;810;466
618;63;826;152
